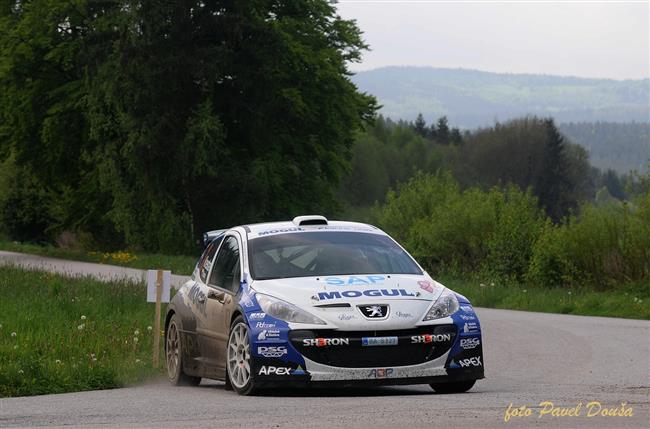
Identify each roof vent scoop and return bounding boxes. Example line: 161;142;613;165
293;215;328;226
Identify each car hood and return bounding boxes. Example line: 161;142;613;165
250;274;446;330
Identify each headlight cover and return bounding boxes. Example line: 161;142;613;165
423;288;460;321
256;293;326;325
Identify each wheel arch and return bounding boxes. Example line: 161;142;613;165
164;308;176;351
230;308;244;327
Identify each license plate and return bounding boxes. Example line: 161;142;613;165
362;336;398;346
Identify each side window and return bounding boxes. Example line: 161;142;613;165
198;236;223;283
208;236;241;293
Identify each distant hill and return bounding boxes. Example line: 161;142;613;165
352;66;650;128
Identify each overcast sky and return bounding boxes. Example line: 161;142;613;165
336;1;650;80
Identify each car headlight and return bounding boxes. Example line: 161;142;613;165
423;288;460;321
256;293;326;325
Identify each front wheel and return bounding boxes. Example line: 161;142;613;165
430;380;476;393
227;316;258;395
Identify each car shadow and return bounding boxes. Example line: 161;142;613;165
197;380;437;397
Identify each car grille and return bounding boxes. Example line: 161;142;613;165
289;325;457;368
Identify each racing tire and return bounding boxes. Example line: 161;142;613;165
227;316;258;395
166;314;201;386
429;380;476;393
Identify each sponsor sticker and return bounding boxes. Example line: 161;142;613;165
367;368;394;378
458;356;482;367
462;322;480;334
291;366;307;376
258;366;291;375
302;338;350;347
318;289;416;301
460;314;477;321
255;321;276;329
324;275;386;286
249;312;266;320
257;329;280;341
257;346;287;358
410;333;452;343
394;311;414;319
460;305;474;313
338;313;357;321
460;337;480;349
418;280;434;293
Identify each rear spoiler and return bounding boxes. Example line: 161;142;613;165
202;229;228;247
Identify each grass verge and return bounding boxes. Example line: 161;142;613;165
0;265;165;397
0;241;196;275
443;277;650;320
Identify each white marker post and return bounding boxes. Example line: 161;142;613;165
147;270;171;367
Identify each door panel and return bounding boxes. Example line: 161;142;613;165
197;234;242;375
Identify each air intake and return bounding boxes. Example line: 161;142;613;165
292;215;328;226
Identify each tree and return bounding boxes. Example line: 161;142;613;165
436;116;450;144
449;127;462;144
0;1;376;252
602;169;626;200
414;113;427;137
536;118;572;220
455;117;589;221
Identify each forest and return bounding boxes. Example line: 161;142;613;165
559;121;650;174
1;1;648;291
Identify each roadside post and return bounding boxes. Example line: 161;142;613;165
147;269;171;367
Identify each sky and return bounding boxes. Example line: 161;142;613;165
336;1;650;80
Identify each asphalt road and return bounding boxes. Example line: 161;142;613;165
1;252;649;428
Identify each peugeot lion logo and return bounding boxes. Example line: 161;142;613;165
358;304;389;319
366;306;383;317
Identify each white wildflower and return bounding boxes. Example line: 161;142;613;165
77;324;85;331
134;330;140;336
11;331;16;337
81;315;87;320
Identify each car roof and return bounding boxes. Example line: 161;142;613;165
240;220;385;240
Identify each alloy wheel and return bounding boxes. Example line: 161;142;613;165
227;322;251;389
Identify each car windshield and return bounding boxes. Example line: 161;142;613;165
249;231;422;280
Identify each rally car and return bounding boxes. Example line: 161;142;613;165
165;216;484;395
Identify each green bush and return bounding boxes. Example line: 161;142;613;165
528;192;650;289
378;173;545;281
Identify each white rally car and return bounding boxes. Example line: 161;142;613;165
165;216;484;395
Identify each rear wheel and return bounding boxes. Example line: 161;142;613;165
430;380;476;393
166;314;201;386
227;316;257;395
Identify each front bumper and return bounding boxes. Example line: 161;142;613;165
252;326;484;385
255;368;484;388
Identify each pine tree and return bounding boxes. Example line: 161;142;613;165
414;113;427;137
437;116;450;144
